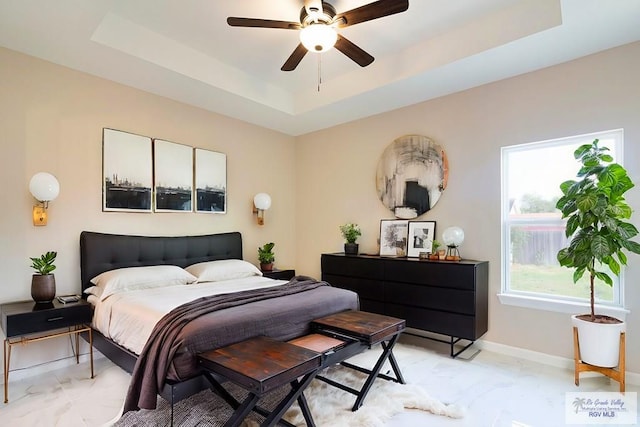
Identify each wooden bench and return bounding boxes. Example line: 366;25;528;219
306;310;406;411
197;310;406;426
198;336;320;427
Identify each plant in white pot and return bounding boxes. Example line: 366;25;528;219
30;251;57;303
556;139;640;367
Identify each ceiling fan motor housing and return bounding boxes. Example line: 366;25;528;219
300;2;336;26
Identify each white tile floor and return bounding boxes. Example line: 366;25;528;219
0;335;636;426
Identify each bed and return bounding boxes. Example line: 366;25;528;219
79;231;359;410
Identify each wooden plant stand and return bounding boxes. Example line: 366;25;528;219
573;326;625;392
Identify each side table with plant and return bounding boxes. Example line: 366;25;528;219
258;242;275;271
30;251;57;303
339;223;362;255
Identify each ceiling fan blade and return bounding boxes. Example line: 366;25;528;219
227;17;301;30
334;35;374;67
281;43;308;71
335;0;409;28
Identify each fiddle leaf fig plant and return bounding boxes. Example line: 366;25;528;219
30;251;57;275
556;139;640;321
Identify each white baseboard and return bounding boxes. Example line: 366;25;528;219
476;339;640;387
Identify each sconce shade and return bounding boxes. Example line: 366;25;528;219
253;193;272;211
299;24;337;52
442;226;465;247
29;172;60;202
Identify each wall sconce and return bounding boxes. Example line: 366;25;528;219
253;193;271;226
442;226;464;261
29;172;60;226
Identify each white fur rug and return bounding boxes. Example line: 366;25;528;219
115;343;465;427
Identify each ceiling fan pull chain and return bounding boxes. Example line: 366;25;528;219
317;54;322;92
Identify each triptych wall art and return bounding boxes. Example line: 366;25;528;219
102;128;226;213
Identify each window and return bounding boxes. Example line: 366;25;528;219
500;130;624;312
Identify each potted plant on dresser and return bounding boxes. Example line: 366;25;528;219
340;223;361;255
30;251;57;303
258;242;275;271
556;139;640;373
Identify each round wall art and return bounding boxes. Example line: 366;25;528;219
376;135;449;219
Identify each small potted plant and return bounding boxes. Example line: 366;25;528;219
339;223;362;255
30;251;57;303
429;240;442;260
557;139;640;368
258;242;275;271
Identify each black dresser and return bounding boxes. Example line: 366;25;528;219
321;253;489;357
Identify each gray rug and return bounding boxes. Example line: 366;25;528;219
115;382;282;427
114;344;464;427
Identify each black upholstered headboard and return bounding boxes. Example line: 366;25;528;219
79;231;243;293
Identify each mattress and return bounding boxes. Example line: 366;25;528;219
90;276;360;381
91;275;288;355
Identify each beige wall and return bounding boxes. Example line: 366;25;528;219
0;47;296;368
295;42;640;373
2;41;639;375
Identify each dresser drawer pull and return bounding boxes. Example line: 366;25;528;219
47;316;64;322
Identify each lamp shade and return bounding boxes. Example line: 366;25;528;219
253;193;272;210
299;24;337;52
29;172;60;202
442;226;464;247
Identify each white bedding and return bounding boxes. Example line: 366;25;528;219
91;275;286;355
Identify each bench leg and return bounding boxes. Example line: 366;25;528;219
297;392;316;427
351;334;400;412
203;371;241;410
384;340;406;385
261;371;318;427
225;393;260;427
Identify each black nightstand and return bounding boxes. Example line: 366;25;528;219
1;299;94;403
262;269;296;280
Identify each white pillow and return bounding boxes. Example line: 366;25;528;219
84;285;104;298
87;294;99;305
185;259;262;283
90;265;197;300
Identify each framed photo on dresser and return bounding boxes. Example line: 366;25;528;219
407;221;436;257
379;219;409;257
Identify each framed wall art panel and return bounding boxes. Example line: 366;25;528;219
195;148;227;213
102;128;152;212
154;139;193;212
379;219;409;257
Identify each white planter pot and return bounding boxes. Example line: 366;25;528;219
572;314;625;368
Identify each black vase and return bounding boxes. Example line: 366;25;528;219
31;274;56;304
344;243;359;255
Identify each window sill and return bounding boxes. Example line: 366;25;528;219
497;293;630;321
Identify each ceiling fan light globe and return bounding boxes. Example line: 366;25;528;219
300;24;337;53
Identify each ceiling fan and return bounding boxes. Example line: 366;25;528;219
227;0;409;71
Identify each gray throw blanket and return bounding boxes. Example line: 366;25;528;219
123;276;329;412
